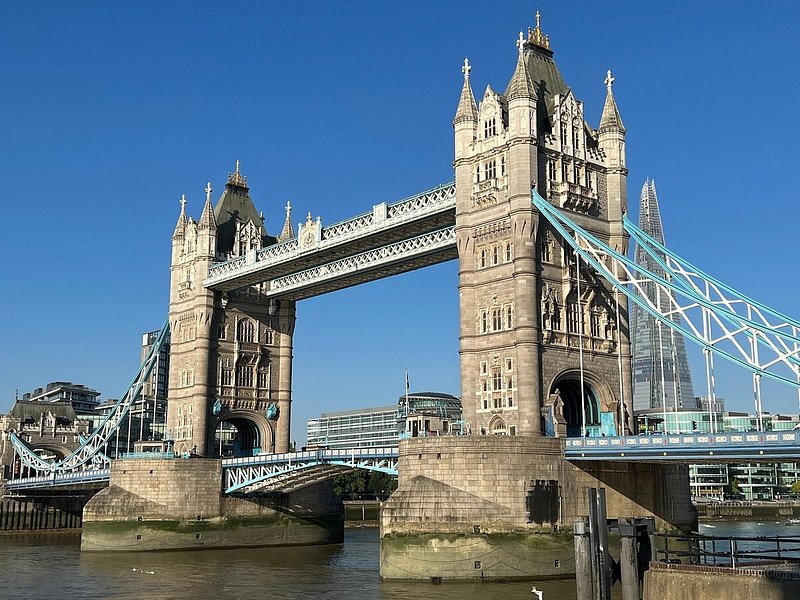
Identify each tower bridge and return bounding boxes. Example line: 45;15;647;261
6;10;800;579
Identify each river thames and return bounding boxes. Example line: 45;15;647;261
2;522;797;599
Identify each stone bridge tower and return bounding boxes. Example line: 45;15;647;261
454;16;633;438
167;165;295;456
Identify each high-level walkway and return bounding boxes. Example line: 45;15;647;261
204;182;455;299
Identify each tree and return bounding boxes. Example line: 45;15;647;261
726;476;741;498
790;480;800;496
367;471;398;500
331;471;367;499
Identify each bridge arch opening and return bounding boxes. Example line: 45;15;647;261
547;371;615;438
212;413;274;458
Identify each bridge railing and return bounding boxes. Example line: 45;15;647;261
221;446;399;469
565;432;800;461
206;181;455;283
6;469;110;490
656;531;800;568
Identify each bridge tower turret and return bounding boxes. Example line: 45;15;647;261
167;184;217;456
167;164;296;457
454;14;633;438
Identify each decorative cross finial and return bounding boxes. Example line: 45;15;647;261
285;200;292;215
235;159;240;174
462;57;471;79
205;181;212;203
536;10;541;29
306;211;313;224
517;31;525;54
605;69;615;90
180;194;187;212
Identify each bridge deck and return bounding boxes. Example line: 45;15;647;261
204;182;455;294
565;432;800;462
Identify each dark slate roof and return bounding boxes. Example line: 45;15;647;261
214;179;267;255
10;401;78;423
505;44;569;133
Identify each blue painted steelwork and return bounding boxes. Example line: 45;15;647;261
9;319;171;476
530;189;800;390
223;447;398;494
5;469;111;491
564;432;800;462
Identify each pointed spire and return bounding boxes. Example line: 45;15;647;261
173;194;188;238
199;182;217;230
278;200;295;242
506;32;537;101
599;69;625;134
453;57;478;125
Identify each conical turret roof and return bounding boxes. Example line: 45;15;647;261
453;58;478;125
198;182;217;230
172;194;188;239
599;70;625;134
278;201;295;242
506;43;537;101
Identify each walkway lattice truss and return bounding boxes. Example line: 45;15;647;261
9;320;170;475
223;448;399;494
531;189;800;419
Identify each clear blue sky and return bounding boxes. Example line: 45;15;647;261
2;2;799;443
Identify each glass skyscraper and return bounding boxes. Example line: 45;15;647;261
630;179;696;412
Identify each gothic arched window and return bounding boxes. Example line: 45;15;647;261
237;319;255;343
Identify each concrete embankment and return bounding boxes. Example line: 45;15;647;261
644;562;800;600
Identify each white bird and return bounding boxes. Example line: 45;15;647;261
131;568;137;572
146;571;155;575
531;586;544;599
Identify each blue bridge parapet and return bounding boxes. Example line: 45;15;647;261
564;431;800;462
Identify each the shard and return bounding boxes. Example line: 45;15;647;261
631;180;696;412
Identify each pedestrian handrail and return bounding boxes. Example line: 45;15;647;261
655;532;800;569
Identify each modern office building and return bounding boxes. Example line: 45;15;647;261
630;180;696;413
307;405;399;449
690;462;800;501
637;409;800;500
20;381;101;415
307;392;462;449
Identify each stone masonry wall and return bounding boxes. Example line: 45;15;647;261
83;458;221;522
383;436;695;534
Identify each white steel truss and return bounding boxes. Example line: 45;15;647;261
266;227;455;298
531;189;800;429
223;448;398;494
205;181;455;290
10;320;170;475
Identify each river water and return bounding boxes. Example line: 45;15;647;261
0;528;576;600
2;522;798;600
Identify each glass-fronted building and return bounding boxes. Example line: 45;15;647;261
674;411;800;501
306;392;462;449
307;405;399;449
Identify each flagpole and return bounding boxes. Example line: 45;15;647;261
405;369;410;417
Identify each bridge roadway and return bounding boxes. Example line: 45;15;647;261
4;447;400;495
204;181;456;297
564;431;800;462
8;433;800;493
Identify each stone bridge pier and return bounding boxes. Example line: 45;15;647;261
380;437;695;580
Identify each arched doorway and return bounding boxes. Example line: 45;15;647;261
489;416;508;436
212;415;272;458
550;377;602;437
